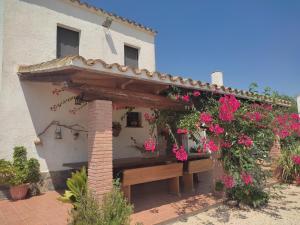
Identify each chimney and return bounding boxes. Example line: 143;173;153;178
211;71;223;86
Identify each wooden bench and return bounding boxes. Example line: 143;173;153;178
122;163;183;203
182;158;213;192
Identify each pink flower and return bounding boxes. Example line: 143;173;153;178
291;113;300;121
144;112;156;123
200;112;213;124
173;145;188;161
292;155;300;165
223;175;235;189
209;124;224;135
177;128;188;134
241;173;253;185
208;140;219;152
219;95;240;122
144;139;156;152
182;95;190;102
278;129;290;139
238;135;253;148
221;140;232;149
193;91;201;97
245;112;263;122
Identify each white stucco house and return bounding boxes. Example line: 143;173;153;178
0;0;291;200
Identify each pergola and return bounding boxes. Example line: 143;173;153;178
18;55;291;200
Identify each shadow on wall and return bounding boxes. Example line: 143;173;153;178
20;80;88;190
105;30;117;55
20;0;154;44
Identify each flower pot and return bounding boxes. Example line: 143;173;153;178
10;184;29;200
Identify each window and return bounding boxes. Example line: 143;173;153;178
124;45;139;68
126;112;142;127
57;26;79;58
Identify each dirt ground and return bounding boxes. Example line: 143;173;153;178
172;184;300;225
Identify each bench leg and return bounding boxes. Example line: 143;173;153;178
168;177;180;197
122;185;131;203
183;173;194;193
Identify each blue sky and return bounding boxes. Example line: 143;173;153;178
85;0;300;97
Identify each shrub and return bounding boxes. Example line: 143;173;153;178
68;179;133;225
278;144;300;183
227;185;269;208
69;192;103;225
101;180;133;225
59;167;87;207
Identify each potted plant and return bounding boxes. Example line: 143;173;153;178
112;122;122;137
0;146;40;200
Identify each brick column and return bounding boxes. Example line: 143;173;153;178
88;100;113;201
270;135;281;173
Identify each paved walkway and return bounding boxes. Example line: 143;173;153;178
0;191;71;225
172;184;300;225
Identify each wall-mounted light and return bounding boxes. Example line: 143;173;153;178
102;17;113;29
55;126;62;139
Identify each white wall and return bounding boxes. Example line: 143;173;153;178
0;0;156;172
113;108;159;159
0;0;4;90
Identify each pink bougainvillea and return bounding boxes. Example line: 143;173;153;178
245;111;263;122
193;91;201;97
221;140;232;149
177;128;188;134
173;145;188;161
144;112;156;123
144;139;156;152
223;175;235;189
182;94;190;102
238;134;253;148
200;112;213;124
208;140;219;152
209;124;224;135
219;95;240;121
241;172;253;185
292;155;300;165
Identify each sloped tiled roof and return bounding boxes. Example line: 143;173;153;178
18;55;291;107
68;0;157;34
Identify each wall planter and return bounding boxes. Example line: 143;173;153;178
9;184;29;200
112;122;122;137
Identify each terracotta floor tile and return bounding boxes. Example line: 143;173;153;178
0;176;220;225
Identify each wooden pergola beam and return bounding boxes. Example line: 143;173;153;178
67;84;186;110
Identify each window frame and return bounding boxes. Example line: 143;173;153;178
126;111;142;128
124;44;139;68
56;25;80;58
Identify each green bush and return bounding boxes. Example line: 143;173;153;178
227;185;269;208
59;167;87;207
101;180;133;225
68;179;133;225
69;192;103;225
278;144;300;183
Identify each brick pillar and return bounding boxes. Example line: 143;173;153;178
211;152;224;195
88;100;113;201
270;135;281;172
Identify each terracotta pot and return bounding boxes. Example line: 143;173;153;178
10;184;29;200
295;176;300;186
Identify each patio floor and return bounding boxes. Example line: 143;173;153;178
0;172;221;225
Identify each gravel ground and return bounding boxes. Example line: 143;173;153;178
172;184;300;225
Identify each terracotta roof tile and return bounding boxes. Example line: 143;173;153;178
18;55;291;107
68;0;157;34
